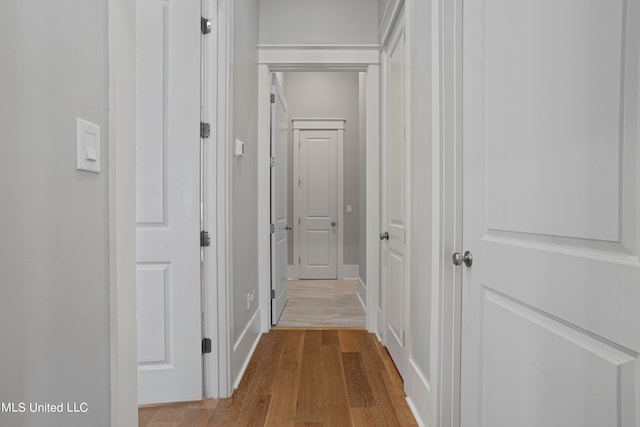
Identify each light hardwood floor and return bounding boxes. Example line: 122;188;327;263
139;329;418;427
276;280;366;327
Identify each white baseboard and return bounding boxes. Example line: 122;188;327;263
406;396;427;427
287;265;298;280
232;309;262;389
357;277;367;310
342;264;359;279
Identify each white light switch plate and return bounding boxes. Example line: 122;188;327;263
76;118;101;173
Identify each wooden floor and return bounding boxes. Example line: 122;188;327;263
277;280;366;327
139;329;417;426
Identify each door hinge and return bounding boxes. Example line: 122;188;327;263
200;122;211;139
201;17;212;34
270;156;276;168
200;230;211;247
270;93;275;103
299;256;301;264
270;224;275;234
202;338;212;354
271;289;275;299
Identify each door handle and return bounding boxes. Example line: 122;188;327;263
380;231;389;240
331;221;337;227
285;225;292;231
452;251;473;267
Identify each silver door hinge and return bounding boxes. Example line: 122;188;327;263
202;338;212;354
271;289;275;299
270;157;275;167
200;122;211;139
201;17;212;34
270;224;275;233
270;94;275;103
200;230;211;247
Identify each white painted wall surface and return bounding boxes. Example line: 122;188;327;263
230;0;262;387
0;1;111;426
283;72;361;266
259;0;378;45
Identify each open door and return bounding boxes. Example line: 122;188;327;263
271;74;289;325
381;8;408;378
135;0;203;403
460;1;640;425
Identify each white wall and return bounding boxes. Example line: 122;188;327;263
283;72;361;267
230;0;262;387
0;1;111;426
259;0;378;45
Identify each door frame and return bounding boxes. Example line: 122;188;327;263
108;0;231;421
257;45;381;335
292;119;346;281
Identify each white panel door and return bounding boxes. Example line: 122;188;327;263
461;1;640;426
271;75;289;325
382;12;408;378
299;129;339;279
136;0;202;404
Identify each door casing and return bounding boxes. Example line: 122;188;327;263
256;46;381;335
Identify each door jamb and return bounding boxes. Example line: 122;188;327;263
257;45;381;334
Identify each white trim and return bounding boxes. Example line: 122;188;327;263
258;64;272;331
379;0;405;48
108;0;137;424
214;0;232;398
356;277;367;310
231;309;262;388
406;397;428;427
292;119;347;129
365;64;381;336
287;265;298;280
438;0;463;425
343;265;360;279
257;48;381;338
259;45;379;67
202;0;221;399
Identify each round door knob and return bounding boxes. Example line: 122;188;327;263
285;225;292;231
380;232;389;240
452;251;473;267
331;221;337;227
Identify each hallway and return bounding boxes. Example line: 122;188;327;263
139;329;417;426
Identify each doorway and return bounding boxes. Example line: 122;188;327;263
270;72;364;327
257;47;381;334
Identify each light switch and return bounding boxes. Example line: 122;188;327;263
76;118;101;173
346;204;352;214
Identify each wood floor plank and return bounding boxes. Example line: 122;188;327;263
295;330;326;423
338;329;361;352
321;343;353;426
264;330;305;427
233;394;271;427
321;329;339;346
342;352;376;408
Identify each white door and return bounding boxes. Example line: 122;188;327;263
297;125;340;279
136;0;202;404
381;12;408;378
461;1;640;426
271;75;289;325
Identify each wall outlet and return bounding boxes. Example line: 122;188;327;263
246;292;255;311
